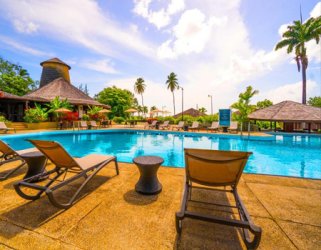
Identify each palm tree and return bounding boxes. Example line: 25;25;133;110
199;107;207;114
134;78;146;107
275;15;321;104
166;72;179;115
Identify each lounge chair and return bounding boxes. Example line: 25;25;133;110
159;120;170;130
189;121;200;132
14;140;119;209
79;121;88;130
207;121;220;133
0;122;16;134
0;140;38;180
228;121;238;133
89;120;99;129
148;120;158;129
176;148;262;249
172;121;185;131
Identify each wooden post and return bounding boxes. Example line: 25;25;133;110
274;121;276;132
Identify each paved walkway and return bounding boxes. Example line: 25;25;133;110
0;162;320;249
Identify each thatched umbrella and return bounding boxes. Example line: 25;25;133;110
98;109;111;113
125;108;138;113
55;108;71;113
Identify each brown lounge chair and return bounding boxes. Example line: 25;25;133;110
159;120;170;130
79;121;88;130
189;121;200;132
172;121;185;131
207;121;220;133
148;120;158;129
228;121;238;133
0;140;38;180
14;140;119;209
89;120;99;129
176;148;262;249
0;122;16;134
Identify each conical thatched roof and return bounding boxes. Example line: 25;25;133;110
24;77;109;108
173;108;205;118
248;100;321;122
40;57;71;69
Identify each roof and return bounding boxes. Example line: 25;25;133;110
0;91;28;101
248;100;321;122
24;77;109;108
173;108;205;118
40;57;71;69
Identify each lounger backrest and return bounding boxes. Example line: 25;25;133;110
178;121;184;127
230;122;238;129
0;140;15;156
151;120;157;126
191;121;199;128
184;148;251;186
28;140;80;170
163;121;169;125
90;121;97;126
0;122;8;129
80;121;87;127
211;122;219;128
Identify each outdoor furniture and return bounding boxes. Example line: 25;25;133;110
89;120;99;129
79;121;88;130
14;139;119;209
159;121;170;130
133;156;164;195
0;122;16;134
19;150;48;182
172;121;185;131
189;121;200;132
207;121;220;133
0;140;39;180
228;122;238;133
148;120;158;129
176;148;262;249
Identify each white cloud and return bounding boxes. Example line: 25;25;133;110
264;80;318;103
1;0;155;60
157;9;226;58
81;59;119;74
133;0;185;29
0;35;54;57
13;20;38;34
310;2;321;18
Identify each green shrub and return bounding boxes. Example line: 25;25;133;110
24;104;48;123
82;114;90;121
0;115;7;122
113;116;125;124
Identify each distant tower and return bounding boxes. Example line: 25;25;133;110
39;58;71;88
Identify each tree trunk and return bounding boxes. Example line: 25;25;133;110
302;60;307;104
141;94;144;108
172;92;176;115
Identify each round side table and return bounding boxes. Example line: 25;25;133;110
133;156;164;195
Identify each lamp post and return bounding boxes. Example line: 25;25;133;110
179;86;184;121
208;94;213;115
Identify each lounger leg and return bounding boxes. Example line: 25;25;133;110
114;157;119;175
0;159;26;180
175;183;190;234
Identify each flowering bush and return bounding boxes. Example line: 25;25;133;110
24;104;48;123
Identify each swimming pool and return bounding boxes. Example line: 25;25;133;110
1;130;320;179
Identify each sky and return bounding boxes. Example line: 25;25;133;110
0;0;320;115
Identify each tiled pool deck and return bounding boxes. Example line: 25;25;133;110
0;160;320;249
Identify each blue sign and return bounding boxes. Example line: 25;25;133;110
219;109;231;127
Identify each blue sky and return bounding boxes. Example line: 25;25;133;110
0;0;320;114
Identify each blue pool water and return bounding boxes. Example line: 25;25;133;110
1;130;321;179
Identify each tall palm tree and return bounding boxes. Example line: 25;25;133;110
134;78;146;108
275;16;321;104
166;72;179;115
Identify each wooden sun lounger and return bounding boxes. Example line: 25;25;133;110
0;122;16;134
228;122;238;133
189;121;200;132
14;140;119;209
89;120;99;129
172;121;184;131
159;121;170;130
0;140;38;180
176;148;262;249
207;122;220;132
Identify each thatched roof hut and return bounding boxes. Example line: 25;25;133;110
248;100;321;122
0;91;28;101
24;77;109;108
173;108;205;118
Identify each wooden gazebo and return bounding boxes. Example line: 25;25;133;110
248;100;321;132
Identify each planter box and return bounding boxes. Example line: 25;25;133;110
26;122;58;130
